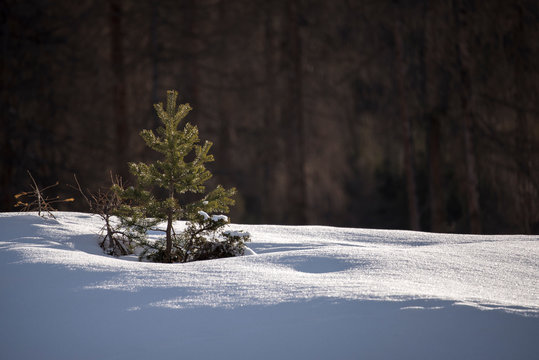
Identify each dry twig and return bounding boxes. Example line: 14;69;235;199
14;171;74;218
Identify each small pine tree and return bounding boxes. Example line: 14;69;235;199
118;90;240;262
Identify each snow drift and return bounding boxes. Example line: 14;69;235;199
0;212;537;359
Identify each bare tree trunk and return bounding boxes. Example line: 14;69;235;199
217;0;232;167
262;3;275;222
512;3;535;234
454;0;481;234
284;0;307;224
109;0;128;178
259;1;285;224
423;0;445;232
183;0;199;124
149;1;159;107
428;117;444;232
394;13;420;231
0;10;12;210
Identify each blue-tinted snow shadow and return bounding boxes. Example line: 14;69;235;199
1;259;538;360
170;299;539;360
0;214;59;240
276;253;364;273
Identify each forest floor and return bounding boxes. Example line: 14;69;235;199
1;212;538;359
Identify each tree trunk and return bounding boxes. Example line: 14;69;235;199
0;12;13;210
512;3;535;234
149;1;159;107
183;0;198;124
165;184;174;262
261;2;276;222
165;210;173;262
423;0;445;232
428;117;444;232
217;0;232;168
109;0;128;179
394;12;421;231
284;0;307;224
454;0;481;234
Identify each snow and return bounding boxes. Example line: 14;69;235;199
0;212;538;359
223;229;251;238
211;214;228;222
197;211;228;223
198;210;210;220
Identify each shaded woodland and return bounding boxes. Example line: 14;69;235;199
2;0;538;234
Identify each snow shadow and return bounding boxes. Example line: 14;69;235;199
277;254;359;273
1;260;537;360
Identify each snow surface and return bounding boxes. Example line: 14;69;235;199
223;229;251;238
211;214;228;222
198;210;210;220
0;212;538;359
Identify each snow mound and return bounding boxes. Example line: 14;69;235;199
1;212;537;313
1;212;538;360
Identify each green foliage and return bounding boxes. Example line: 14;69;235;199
135;214;250;263
115;90;246;263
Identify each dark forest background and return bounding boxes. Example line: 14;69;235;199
1;0;538;234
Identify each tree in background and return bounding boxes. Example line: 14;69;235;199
3;0;538;234
109;0;129;179
393;2;420;231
